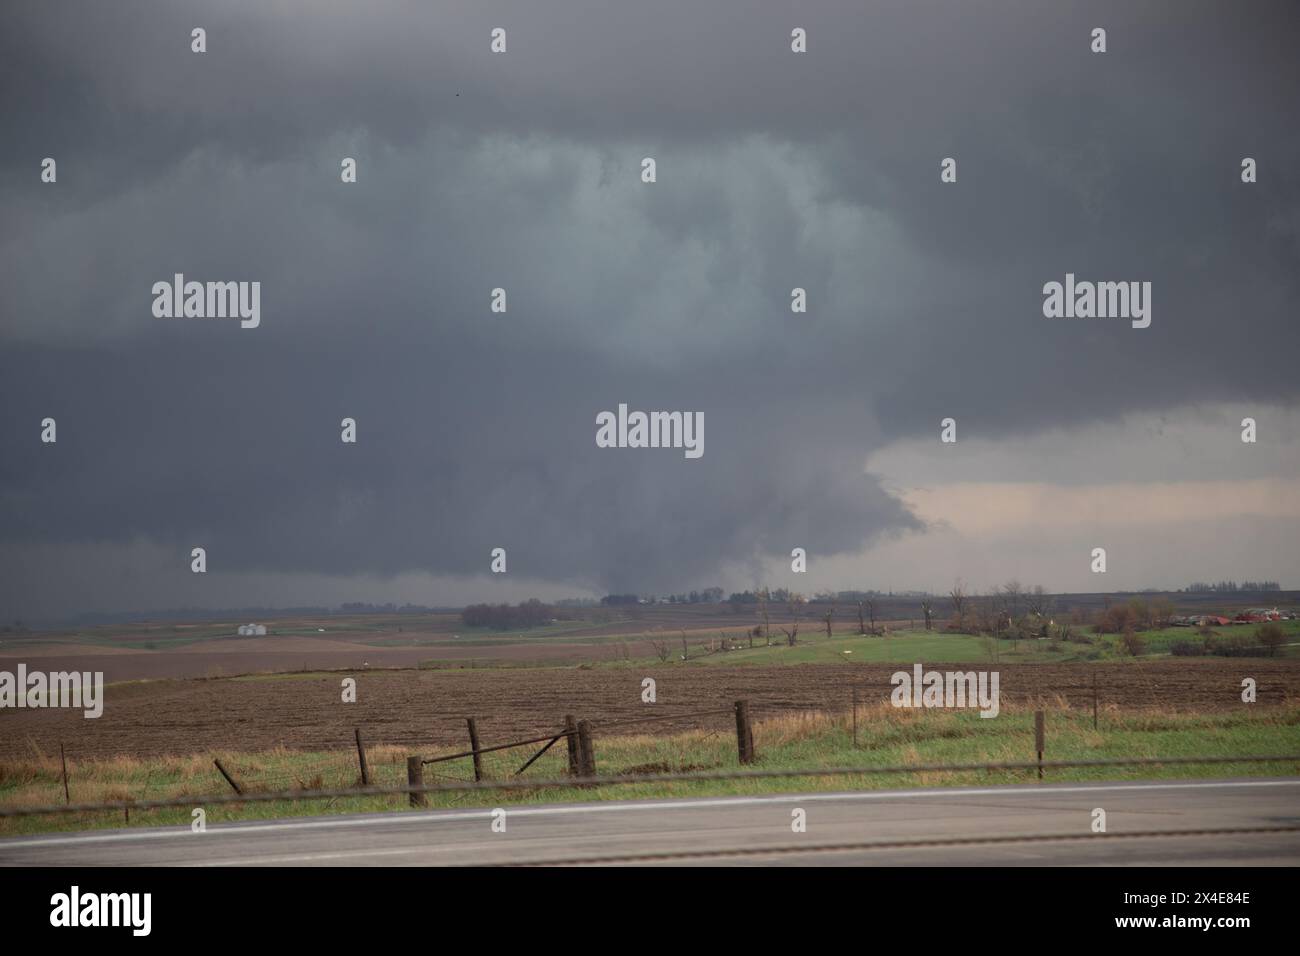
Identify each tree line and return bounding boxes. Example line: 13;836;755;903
1185;580;1281;592
460;599;560;630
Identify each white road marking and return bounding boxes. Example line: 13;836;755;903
191;846;448;866
185;828;1300;868
2;778;1295;852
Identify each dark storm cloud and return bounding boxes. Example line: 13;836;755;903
0;1;1297;612
0;331;914;593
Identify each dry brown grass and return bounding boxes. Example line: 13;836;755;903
4;701;1296;836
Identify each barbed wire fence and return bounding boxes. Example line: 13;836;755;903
4;752;1298;819
3;692;1298;821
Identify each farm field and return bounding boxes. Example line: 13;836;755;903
0;612;695;682
0;636;627;684
5;611;1295;683
673;621;1300;666
2;658;1296;762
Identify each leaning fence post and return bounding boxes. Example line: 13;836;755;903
564;714;580;776
852;688;859;750
466;717;484;782
576;719;596;778
213;758;244;795
59;742;70;804
354;727;371;786
734;699;755;764
1092;673;1098;731
407;756;426;807
1034;710;1045;780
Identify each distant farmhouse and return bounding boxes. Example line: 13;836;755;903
1235;608;1284;623
236;623;267;636
1171;608;1288;627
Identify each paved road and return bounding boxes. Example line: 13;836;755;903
2;778;1298;866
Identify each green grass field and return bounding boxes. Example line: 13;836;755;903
3;702;1296;836
11;611;1294;664
616;619;1300;669
683;631;1072;665
1092;621;1300;656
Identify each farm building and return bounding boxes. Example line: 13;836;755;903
1235;608;1282;623
236;623;267;636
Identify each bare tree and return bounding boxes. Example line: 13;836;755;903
856;600;867;635
788;591;806;618
1129;596;1153;630
1002;580;1023;621
1151;596;1176;628
920;601;934;631
781;592;806;646
1026;584;1053;618
648;639;671;663
976;590;1008;637
822;600;835;638
973;592;991;634
980;634;1000;663
755;587;771;645
949;582;968;632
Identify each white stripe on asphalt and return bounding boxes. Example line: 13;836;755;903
193;846;457;866
2;778;1296;851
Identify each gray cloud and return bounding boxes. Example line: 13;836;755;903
1;1;1297;616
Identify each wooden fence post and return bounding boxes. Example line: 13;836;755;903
734;699;755;764
59;742;70;804
852;688;859;749
213;758;244;795
1034;710;1045;780
1092;673;1099;731
564;714;580;776
576;719;596;777
466;717;484;782
407;756;426;807
354;728;371;786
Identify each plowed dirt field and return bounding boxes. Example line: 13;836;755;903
2;660;1295;760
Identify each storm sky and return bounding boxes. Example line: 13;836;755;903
1;1;1297;620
